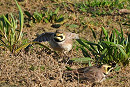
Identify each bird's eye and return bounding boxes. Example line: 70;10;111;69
107;67;111;70
107;67;113;72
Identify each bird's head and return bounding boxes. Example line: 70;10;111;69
101;64;111;75
54;30;65;42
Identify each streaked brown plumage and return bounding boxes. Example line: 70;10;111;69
63;65;111;83
25;30;79;52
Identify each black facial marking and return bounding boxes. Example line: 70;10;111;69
54;38;62;42
58;36;63;39
54;36;65;42
103;72;107;75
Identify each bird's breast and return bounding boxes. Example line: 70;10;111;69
49;39;72;52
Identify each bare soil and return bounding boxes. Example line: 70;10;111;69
0;0;130;87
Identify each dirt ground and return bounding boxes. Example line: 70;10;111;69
0;0;130;87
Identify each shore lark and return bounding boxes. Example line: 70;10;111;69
25;30;79;52
63;64;112;83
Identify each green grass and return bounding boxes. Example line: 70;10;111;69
24;7;65;28
0;0;129;67
76;26;130;66
57;0;130;17
0;0;29;54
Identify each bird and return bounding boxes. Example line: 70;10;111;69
63;64;112;83
25;30;79;53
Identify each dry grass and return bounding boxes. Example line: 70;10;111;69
0;46;129;87
0;0;130;87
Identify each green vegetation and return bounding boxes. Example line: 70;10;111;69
0;0;29;54
0;0;129;86
24;7;65;28
0;0;129;66
61;0;130;17
76;27;130;66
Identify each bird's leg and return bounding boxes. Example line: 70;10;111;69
57;51;70;64
99;77;106;82
56;51;64;62
63;51;70;64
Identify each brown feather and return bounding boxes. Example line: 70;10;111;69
63;65;110;83
25;30;79;52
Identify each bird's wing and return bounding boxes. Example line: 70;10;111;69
25;32;54;52
33;32;54;42
63;67;96;82
71;68;96;81
81;71;96;81
76;67;98;81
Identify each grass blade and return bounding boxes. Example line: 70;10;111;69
15;42;33;53
24;11;33;18
102;41;128;58
15;41;52;53
15;0;24;41
102;27;109;41
114;28;121;37
90;44;99;54
71;57;92;63
43;18;49;23
126;35;130;54
65;66;73;71
113;30;116;43
76;39;96;55
80;47;91;57
3;15;13;27
91;27;96;39
118;45;128;58
54;7;60;14
119;23;124;39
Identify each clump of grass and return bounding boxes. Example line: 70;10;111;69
76;26;130;66
73;0;129;16
24;7;65;28
0;0;30;54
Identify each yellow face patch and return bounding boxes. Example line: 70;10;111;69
56;33;64;37
102;65;111;74
54;33;65;42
